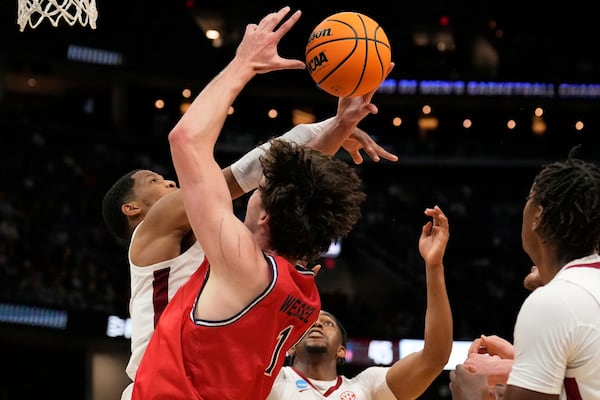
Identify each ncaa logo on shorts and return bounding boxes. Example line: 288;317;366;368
340;391;356;400
295;379;309;390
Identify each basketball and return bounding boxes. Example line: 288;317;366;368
305;11;392;98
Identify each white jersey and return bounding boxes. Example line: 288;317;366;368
508;254;600;400
266;365;396;400
121;222;204;400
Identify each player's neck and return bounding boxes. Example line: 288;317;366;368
292;359;338;381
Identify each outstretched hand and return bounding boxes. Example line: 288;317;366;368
335;62;395;124
335;62;398;164
468;334;515;360
235;6;306;74
341;126;399;164
418;205;449;267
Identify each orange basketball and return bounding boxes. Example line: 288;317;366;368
305;12;392;97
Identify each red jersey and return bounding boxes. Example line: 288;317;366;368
132;253;320;400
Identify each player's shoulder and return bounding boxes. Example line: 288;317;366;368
343;366;393;398
520;280;580;323
149;189;182;215
349;366;390;382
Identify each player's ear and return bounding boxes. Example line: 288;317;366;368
336;345;346;360
284;346;297;366
311;264;322;276
257;212;270;232
336;345;347;366
260;211;269;222
121;201;141;217
532;205;543;231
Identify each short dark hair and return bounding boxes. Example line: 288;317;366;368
321;310;348;346
259;139;366;264
531;147;600;262
284;310;348;367
102;169;140;243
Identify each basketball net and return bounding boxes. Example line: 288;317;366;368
17;0;98;32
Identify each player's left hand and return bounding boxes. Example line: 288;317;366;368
335;62;395;123
236;6;306;74
463;353;511;387
419;205;449;266
341;127;398;164
449;364;490;400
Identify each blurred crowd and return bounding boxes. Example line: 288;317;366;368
0;107;564;343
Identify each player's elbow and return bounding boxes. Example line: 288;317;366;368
423;346;452;373
168;123;189;147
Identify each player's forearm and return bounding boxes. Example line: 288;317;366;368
422;266;453;368
306;115;357;156
168;58;255;235
229;118;334;193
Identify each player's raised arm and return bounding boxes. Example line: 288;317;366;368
168;7;305;274
386;206;453;400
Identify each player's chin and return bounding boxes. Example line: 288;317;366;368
305;343;328;353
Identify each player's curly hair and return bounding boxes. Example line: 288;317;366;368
530;145;600;262
259;139;366;264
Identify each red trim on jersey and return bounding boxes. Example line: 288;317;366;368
564;377;582;400
152;267;170;327
291;367;343;397
565;261;600;270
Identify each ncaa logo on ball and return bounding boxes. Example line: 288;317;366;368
306;28;332;75
305;11;391;97
307;50;329;74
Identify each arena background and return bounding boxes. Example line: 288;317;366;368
1;0;599;398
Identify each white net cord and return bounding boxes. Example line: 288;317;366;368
17;0;98;32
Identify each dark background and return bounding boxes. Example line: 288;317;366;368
1;0;599;398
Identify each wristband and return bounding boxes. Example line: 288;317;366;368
230;117;334;192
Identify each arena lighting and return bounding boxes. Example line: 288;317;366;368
558;83;600;98
323;239;342;258
180;101;191;114
398;339;471;370
292;108;316;125
106;315;131;338
418;116;439;131
531;116;547;135
0;302;68;329
340;337;471;369
418;104;439;131
67;44;123;66
531;107;547;135
378;79;600;99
